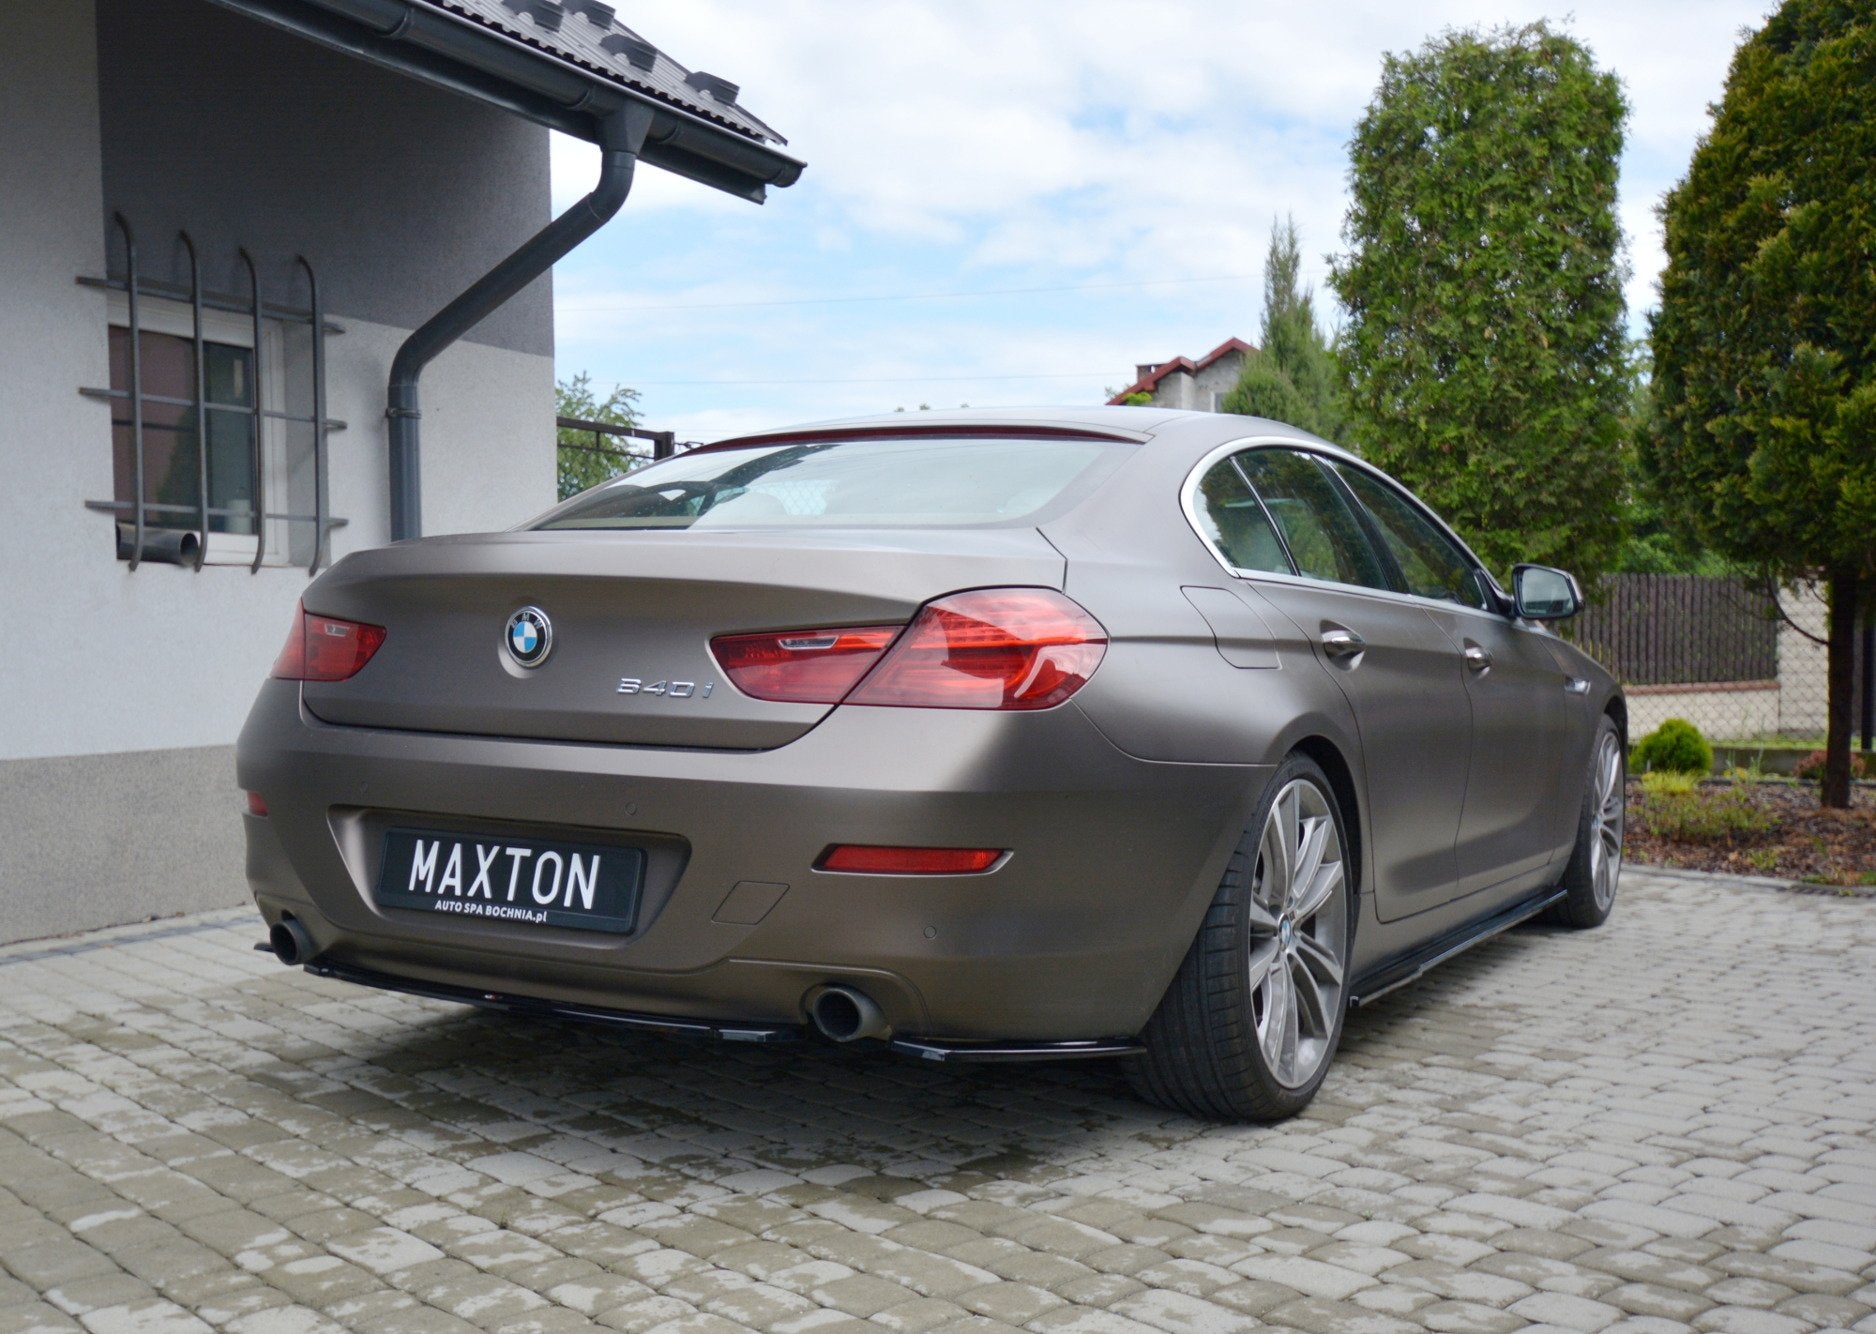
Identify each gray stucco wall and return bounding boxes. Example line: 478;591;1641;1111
0;748;246;945
2;0;559;944
97;0;553;357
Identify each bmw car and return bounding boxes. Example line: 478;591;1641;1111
238;408;1624;1121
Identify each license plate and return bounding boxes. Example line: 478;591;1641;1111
373;828;644;934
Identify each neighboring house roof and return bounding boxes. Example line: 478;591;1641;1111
432;0;784;146
1107;337;1254;404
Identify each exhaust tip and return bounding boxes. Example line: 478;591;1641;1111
268;916;316;966
806;985;889;1042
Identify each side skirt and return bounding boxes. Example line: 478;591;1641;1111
1347;886;1565;1008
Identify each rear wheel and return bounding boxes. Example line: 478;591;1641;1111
1127;754;1351;1121
1546;716;1625;929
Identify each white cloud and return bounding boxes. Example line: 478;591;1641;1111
550;0;1776;434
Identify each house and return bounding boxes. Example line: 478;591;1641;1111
1107;337;1255;412
0;0;801;944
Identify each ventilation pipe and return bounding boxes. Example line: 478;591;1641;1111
385;104;652;540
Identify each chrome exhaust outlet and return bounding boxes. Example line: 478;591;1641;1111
268;916;317;966
806;985;890;1042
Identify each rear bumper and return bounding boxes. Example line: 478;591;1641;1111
237;680;1264;1040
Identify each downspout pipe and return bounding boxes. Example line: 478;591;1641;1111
386;104;652;540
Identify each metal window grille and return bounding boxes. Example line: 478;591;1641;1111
79;213;345;575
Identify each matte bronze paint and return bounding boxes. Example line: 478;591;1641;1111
236;407;1620;1045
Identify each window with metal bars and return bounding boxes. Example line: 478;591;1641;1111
80;214;345;573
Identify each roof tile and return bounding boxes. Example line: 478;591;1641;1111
423;0;785;144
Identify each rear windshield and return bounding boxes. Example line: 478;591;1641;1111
531;435;1128;531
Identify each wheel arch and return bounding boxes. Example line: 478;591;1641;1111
1290;734;1364;907
1603;693;1628;748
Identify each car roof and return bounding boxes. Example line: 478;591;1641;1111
707;406;1360;464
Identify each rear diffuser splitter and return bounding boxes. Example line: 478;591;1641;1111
286;954;1143;1062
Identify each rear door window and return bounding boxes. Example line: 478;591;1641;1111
1330;463;1493;610
1235;449;1390;590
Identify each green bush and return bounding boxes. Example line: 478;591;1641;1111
1632;718;1713;775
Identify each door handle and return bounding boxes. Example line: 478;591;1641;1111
1463;644;1493;672
1321;629;1366;659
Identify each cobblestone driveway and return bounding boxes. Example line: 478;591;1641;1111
2;869;1874;1334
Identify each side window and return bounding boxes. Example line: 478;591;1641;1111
1192;455;1293;574
1332;464;1492;610
1235;449;1390;589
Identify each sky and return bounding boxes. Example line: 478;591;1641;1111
547;0;1776;444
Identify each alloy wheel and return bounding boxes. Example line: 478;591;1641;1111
1590;732;1624;911
1247;778;1348;1089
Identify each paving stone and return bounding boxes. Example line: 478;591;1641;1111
1226;1254;1376;1302
1418;1299;1531;1333
71;1297;212;1332
1108;1287;1261;1331
1775;1290;1872;1327
1259;1295;1421;1333
811;1273;919;1317
2;874;1874;1334
1692;1307;1814;1334
871;1298;971;1332
1603;1280;1715;1322
1508;1291;1624;1330
39;1271;156;1317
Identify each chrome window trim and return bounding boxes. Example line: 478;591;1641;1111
1179;435;1511;618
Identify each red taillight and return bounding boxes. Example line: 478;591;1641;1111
818;845;1005;875
847;589;1106;710
711;625;901;704
270;601;387;682
245;791;268;817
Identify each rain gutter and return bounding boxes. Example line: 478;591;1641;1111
388;104;649;539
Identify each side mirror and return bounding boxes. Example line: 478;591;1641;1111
1512;564;1582;620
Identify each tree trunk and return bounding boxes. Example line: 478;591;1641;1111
1821;566;1861;809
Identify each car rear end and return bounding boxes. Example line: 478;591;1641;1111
236;425;1258;1047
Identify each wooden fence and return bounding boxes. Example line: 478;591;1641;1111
1570;575;1777;686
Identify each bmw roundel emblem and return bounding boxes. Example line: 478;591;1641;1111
505;606;553;668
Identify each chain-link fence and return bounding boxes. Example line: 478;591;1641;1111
1571;573;1872;773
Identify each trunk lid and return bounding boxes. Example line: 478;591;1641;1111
300;527;1065;749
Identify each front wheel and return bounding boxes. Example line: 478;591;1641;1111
1127;754;1352;1122
1545;715;1625;929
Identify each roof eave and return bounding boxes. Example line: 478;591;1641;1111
202;0;804;202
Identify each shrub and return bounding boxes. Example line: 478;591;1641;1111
1632;718;1713;775
1793;749;1872;782
1639;770;1698;796
1633;783;1774;845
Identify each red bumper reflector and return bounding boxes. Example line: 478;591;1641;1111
818;845;1004;875
246;791;268;817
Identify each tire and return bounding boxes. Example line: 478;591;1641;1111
1126;753;1353;1122
1545;715;1625;929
